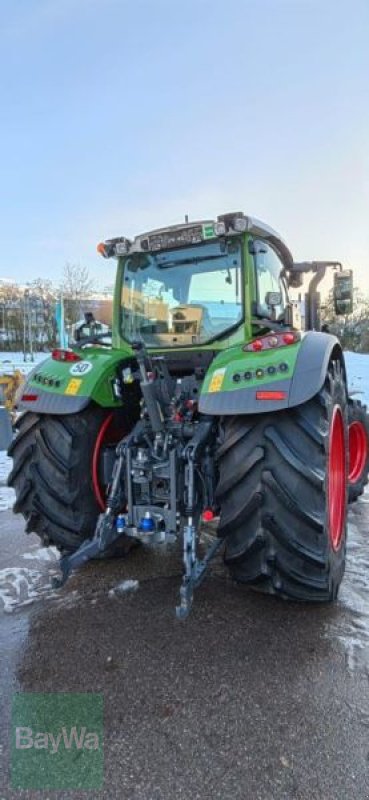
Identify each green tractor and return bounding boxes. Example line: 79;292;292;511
8;212;369;616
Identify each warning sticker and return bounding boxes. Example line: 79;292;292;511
65;378;82;395
208;368;226;393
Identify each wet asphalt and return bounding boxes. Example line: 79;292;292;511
1;496;369;800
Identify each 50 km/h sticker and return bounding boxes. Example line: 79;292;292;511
69;361;93;376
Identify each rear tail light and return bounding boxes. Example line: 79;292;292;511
21;393;38;402
244;332;300;352
256;391;288;401
52;349;81;362
282;332;296;345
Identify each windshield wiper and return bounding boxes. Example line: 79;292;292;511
77;331;112;346
158;254;226;268
252;317;288;332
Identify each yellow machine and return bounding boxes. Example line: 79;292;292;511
0;370;25;412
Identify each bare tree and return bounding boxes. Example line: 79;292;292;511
59;263;94;325
29;277;56;301
28;278;58;349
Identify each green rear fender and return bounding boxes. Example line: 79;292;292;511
199;332;345;415
16;346;134;415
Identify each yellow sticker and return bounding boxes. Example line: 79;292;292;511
65;378;82;396
208;369;225;393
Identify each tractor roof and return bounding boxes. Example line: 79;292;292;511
97;212;294;268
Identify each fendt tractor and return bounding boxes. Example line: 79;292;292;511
8;213;369;617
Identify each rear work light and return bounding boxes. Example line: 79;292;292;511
52;349;81;363
244;331;300;353
256;391;288;401
97;242;109;258
97;237;131;258
214;221;226;236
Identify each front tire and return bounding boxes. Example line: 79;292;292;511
216;362;348;602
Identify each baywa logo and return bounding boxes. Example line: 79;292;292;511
15;725;100;754
11;693;104;790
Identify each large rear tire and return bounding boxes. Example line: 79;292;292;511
216;362;348;602
8;405;131;553
348;398;369;503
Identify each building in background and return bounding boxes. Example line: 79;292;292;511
0;280;113;351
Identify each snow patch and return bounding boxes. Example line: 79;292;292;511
0;450;12;481
23;547;59;563
328;507;369;672
0;351;48;376
0;566;46;613
0;489;14;511
0;450;15;510
345;351;369;406
108;579;139;598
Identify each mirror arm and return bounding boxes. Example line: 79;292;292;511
292;261;343;275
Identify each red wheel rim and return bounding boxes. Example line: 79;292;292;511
348;421;368;484
92;413;114;511
328;405;346;551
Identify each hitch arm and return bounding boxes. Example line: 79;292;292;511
176;520;222;620
176;419;221;620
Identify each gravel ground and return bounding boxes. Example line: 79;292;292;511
0;496;369;799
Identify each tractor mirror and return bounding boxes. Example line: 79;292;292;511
265;291;282;307
333;270;353;316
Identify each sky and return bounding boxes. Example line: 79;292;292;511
1;0;369;292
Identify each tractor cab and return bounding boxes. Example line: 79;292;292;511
99;213;298;357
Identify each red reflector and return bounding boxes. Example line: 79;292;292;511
52;349;81;362
256;391;287;401
282;333;295;345
252;339;263;351
202;509;215;522
21;393;38;402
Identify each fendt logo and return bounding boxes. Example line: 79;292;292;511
15;726;100;754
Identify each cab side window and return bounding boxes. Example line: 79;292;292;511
252;240;287;320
